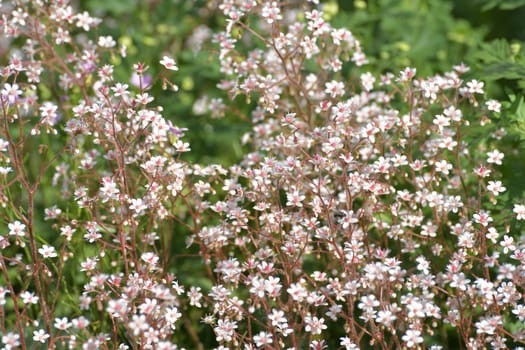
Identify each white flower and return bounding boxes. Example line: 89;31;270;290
141;252;159;266
402;329;423;347
33;329;50;343
8;221;26;237
360;72;375;91
54;317;72;330
128;314;149;336
160;56;178;71
466;79;484;94
39;245;58;258
304;315;327;335
261;2;282;24
98;35;116;48
1;332;20;348
486;99;501;112
21;291;39;304
253;331;273;347
513;204;525;220
487;181;506;196
1;83;22;103
487;149;504;165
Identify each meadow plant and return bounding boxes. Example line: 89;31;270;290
0;1;524;349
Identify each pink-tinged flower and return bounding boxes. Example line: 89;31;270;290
188;286;203;307
264;276;282;297
435;160;452;175
399;67;416;82
165;306;182;328
312;271;327;282
487;181;506;196
286;187;305;207
1;332;20;349
54;27;71;45
261;2;282;24
214;318;237;342
466;79;484;94
99;177;119;202
402;329;423;347
0;235;9;250
111;83;129;97
376;309;397;327
54;317;72;330
331;28;354;46
512;304;525;321
1;83;22;104
174;140;191;152
500;235;516;254
80;257;98;272
486;99;501;112
38;244;57;258
486;227;500;243
444;106;463;121
72;316;90;329
44;205;62;220
160;56;178;71
352;50;368;66
473;211;493;227
421;80;439;101
474;165;491;178
141;252;159;266
33;329;50;343
20;291;39;304
107;299;128;318
487;149;504;165
287;282;307;302
135;92;154;105
358;294;379;311
453;62;470;73
253;331;273;347
37;102;60;130
8;220;26;237
129;198;147;216
340;337;359;350
60;225;75;241
360;72;375;91
433;114;450;132
249;276;266;298
475;316;501;335
139;298;159;315
79;294;92;311
75;11;95;31
325;80;345;98
0;166;13;175
129;314;149;336
304;315;327;335
513;204;525;220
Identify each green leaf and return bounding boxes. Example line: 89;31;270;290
472;39;525;81
499;0;525;9
479;0;525;10
480;62;525;80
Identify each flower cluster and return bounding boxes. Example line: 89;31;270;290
0;1;523;350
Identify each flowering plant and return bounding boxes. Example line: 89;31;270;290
0;1;523;350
